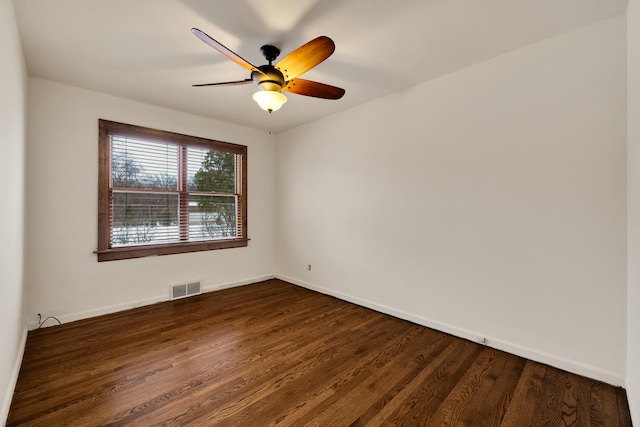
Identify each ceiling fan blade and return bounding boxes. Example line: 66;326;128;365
192;79;253;87
275;36;335;81
191;28;263;74
283;78;345;99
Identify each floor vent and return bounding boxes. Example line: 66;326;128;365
170;280;202;300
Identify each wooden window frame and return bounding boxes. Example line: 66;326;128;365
97;120;248;262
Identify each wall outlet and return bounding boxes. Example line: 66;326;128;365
307;264;312;271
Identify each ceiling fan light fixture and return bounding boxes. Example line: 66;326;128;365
252;90;287;112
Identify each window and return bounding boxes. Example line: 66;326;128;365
97;120;247;261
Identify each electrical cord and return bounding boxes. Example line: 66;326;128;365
36;314;62;329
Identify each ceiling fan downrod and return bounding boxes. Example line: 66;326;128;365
260;44;280;65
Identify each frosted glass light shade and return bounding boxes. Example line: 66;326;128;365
252;90;287;112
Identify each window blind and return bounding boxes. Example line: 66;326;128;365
97;119;248;261
109;136;239;247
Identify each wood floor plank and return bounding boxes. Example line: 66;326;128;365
7;279;632;426
575;374;593;426
558;373;580;427
425;347;502;425
474;354;527;426
384;340;483;424
293;328;447;426
179;312;406;426
531;365;567;426
439;349;522;426
616;386;634;427
360;336;465;426
497;361;546;425
256;324;435;426
106;293;374;425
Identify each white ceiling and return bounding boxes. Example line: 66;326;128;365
13;0;628;133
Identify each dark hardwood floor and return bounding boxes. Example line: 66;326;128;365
8;279;632;426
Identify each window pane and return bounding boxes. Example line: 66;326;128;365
99;120;248;261
188;147;236;193
188;194;237;240
111;136;179;190
112;191;179;246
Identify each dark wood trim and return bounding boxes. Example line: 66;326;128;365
97;121;112;253
99;120;247;154
97;119;248;262
96;238;249;261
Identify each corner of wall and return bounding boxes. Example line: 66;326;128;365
0;326;28;424
0;0;29;423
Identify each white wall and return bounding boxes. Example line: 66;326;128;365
25;78;277;324
0;0;27;423
628;0;640;422
277;16;627;385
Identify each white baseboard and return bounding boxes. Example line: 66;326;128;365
27;275;276;331
202;275;275;294
276;274;625;387
1;324;28;426
21;273;626;388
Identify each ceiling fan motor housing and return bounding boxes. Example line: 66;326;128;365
252;65;285;92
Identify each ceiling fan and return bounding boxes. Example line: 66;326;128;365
191;28;345;113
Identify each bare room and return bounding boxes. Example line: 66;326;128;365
1;0;639;425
